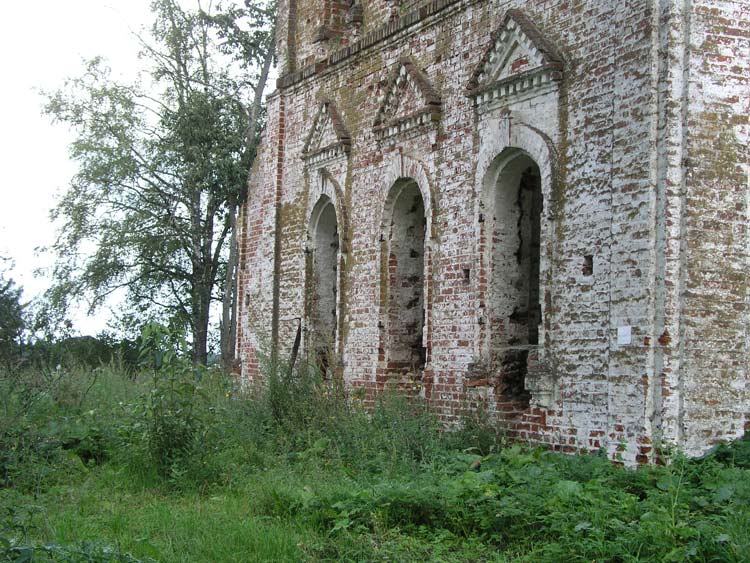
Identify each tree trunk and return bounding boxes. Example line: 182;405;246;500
220;203;238;370
192;279;211;366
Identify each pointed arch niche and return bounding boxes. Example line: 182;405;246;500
302;98;350;376
307;195;339;374
469;9;563;409
475;123;558;408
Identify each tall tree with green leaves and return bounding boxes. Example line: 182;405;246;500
0;259;25;368
44;0;275;365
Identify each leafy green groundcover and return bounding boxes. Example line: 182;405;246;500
309;443;750;562
3;439;748;563
1;360;748;562
1;541;153;563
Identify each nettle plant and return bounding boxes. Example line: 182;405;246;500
138;323;213;477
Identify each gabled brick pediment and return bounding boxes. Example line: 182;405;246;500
374;57;441;140
303;99;351;165
467;10;563;104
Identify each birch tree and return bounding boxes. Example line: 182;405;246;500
44;0;275;365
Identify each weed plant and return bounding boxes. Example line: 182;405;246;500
0;335;749;562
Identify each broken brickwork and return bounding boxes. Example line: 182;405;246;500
237;0;750;464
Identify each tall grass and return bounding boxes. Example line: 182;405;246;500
1;356;749;562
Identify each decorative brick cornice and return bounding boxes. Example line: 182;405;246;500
303;98;351;165
373;57;442;140
277;0;462;90
466;10;564;106
469;66;562;106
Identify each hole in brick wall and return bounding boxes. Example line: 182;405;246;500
308;197;339;377
384;180;426;375
498;349;532;404
583;255;594;276
463;268;471;283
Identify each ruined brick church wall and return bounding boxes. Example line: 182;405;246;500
362;1;398;27
668;0;750;454
237;0;750;463
236;95;283;379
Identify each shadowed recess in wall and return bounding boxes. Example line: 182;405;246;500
307;196;339;377
487;153;542;407
382;180;427;377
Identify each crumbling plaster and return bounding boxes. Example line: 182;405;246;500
237;0;750;464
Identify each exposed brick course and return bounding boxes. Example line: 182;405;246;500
237;0;749;464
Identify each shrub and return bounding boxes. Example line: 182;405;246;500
445;404;508;456
135;323;218;485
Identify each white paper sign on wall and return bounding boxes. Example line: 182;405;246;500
617;326;632;346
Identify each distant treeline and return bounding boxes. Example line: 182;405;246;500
16;335;140;372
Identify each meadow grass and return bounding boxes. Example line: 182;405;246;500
1;362;749;562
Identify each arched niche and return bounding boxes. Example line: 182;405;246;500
379;178;427;377
479;148;546;406
471;114;559;407
306;195;340;376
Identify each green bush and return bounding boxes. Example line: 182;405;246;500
134;323;224;487
248;357;447;475
446;404;509;456
1;541;155;563
0;366;123;492
294;443;750;562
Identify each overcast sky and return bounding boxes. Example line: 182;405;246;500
0;1;191;335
